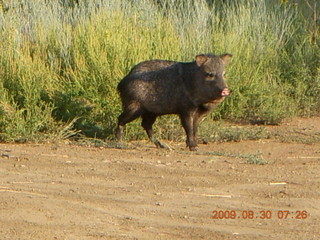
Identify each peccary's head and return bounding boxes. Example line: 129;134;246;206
195;53;232;99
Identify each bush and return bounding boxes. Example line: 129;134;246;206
0;0;319;142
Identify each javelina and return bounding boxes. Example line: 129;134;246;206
116;53;232;151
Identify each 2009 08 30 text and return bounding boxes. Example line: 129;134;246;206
211;210;309;220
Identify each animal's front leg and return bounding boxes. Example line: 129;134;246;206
180;112;198;151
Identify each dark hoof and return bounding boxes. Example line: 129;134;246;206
186;140;198;151
189;146;199;151
154;140;172;150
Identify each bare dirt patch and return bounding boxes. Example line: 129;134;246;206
1;117;320;240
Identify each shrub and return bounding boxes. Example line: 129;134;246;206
0;0;319;142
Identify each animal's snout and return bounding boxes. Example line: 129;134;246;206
221;88;230;97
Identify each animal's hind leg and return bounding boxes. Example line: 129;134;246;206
115;103;142;141
141;113;156;140
141;113;167;149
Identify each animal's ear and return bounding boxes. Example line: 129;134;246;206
220;53;233;65
195;54;208;66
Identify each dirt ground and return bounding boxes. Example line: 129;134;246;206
0;117;319;240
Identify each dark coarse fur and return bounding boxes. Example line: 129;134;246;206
116;53;232;151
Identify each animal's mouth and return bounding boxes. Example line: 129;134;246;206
221;88;230;97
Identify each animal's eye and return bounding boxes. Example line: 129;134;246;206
206;72;215;78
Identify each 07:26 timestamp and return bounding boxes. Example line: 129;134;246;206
211;210;309;220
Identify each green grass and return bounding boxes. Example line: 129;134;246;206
191;150;268;165
273;130;320;144
245;152;268;165
0;0;319;142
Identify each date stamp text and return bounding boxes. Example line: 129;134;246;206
211;210;309;220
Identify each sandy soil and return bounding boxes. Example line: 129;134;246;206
0;117;319;240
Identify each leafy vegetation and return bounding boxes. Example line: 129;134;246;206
192;150;268;165
0;0;319;142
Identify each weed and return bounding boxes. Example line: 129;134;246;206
245;152;268;165
0;0;319;142
201;124;269;143
192;150;268;165
274;132;320;144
